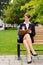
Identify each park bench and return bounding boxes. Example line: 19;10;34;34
17;26;43;60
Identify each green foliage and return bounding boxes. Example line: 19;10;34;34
3;4;15;24
3;0;30;25
2;0;43;25
21;0;43;24
0;0;9;17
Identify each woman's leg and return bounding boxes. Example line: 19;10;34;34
23;39;31;61
23;34;36;54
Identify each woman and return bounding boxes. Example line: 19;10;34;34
18;13;37;64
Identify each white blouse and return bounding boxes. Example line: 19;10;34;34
24;22;31;29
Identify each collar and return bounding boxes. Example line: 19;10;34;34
24;21;31;24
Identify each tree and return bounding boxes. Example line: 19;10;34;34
20;0;43;25
0;0;10;18
3;0;31;25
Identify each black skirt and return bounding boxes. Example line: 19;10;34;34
17;34;34;43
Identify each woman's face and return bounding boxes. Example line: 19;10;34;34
24;15;30;22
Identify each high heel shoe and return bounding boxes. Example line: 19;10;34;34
27;57;32;64
27;60;32;64
30;51;38;56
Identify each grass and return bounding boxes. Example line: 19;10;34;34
0;29;43;55
0;29;17;55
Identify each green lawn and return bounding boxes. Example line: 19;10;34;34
0;29;43;55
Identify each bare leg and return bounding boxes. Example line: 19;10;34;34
23;39;31;61
23;34;36;54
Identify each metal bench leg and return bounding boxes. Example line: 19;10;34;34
17;43;20;60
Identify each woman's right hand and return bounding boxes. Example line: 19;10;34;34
27;29;32;33
29;30;32;33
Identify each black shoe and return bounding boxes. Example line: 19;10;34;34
27;57;32;64
30;51;38;56
27;60;32;64
32;54;38;56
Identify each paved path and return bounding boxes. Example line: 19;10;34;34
0;55;43;65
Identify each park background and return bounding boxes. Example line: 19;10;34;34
0;0;43;55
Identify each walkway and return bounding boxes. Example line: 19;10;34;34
0;55;43;65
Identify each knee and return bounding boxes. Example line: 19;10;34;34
23;34;30;40
25;34;30;38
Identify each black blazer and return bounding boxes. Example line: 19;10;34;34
18;22;36;43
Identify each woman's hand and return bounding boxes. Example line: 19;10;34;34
29;30;32;33
18;29;32;35
27;29;32;33
18;30;26;35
